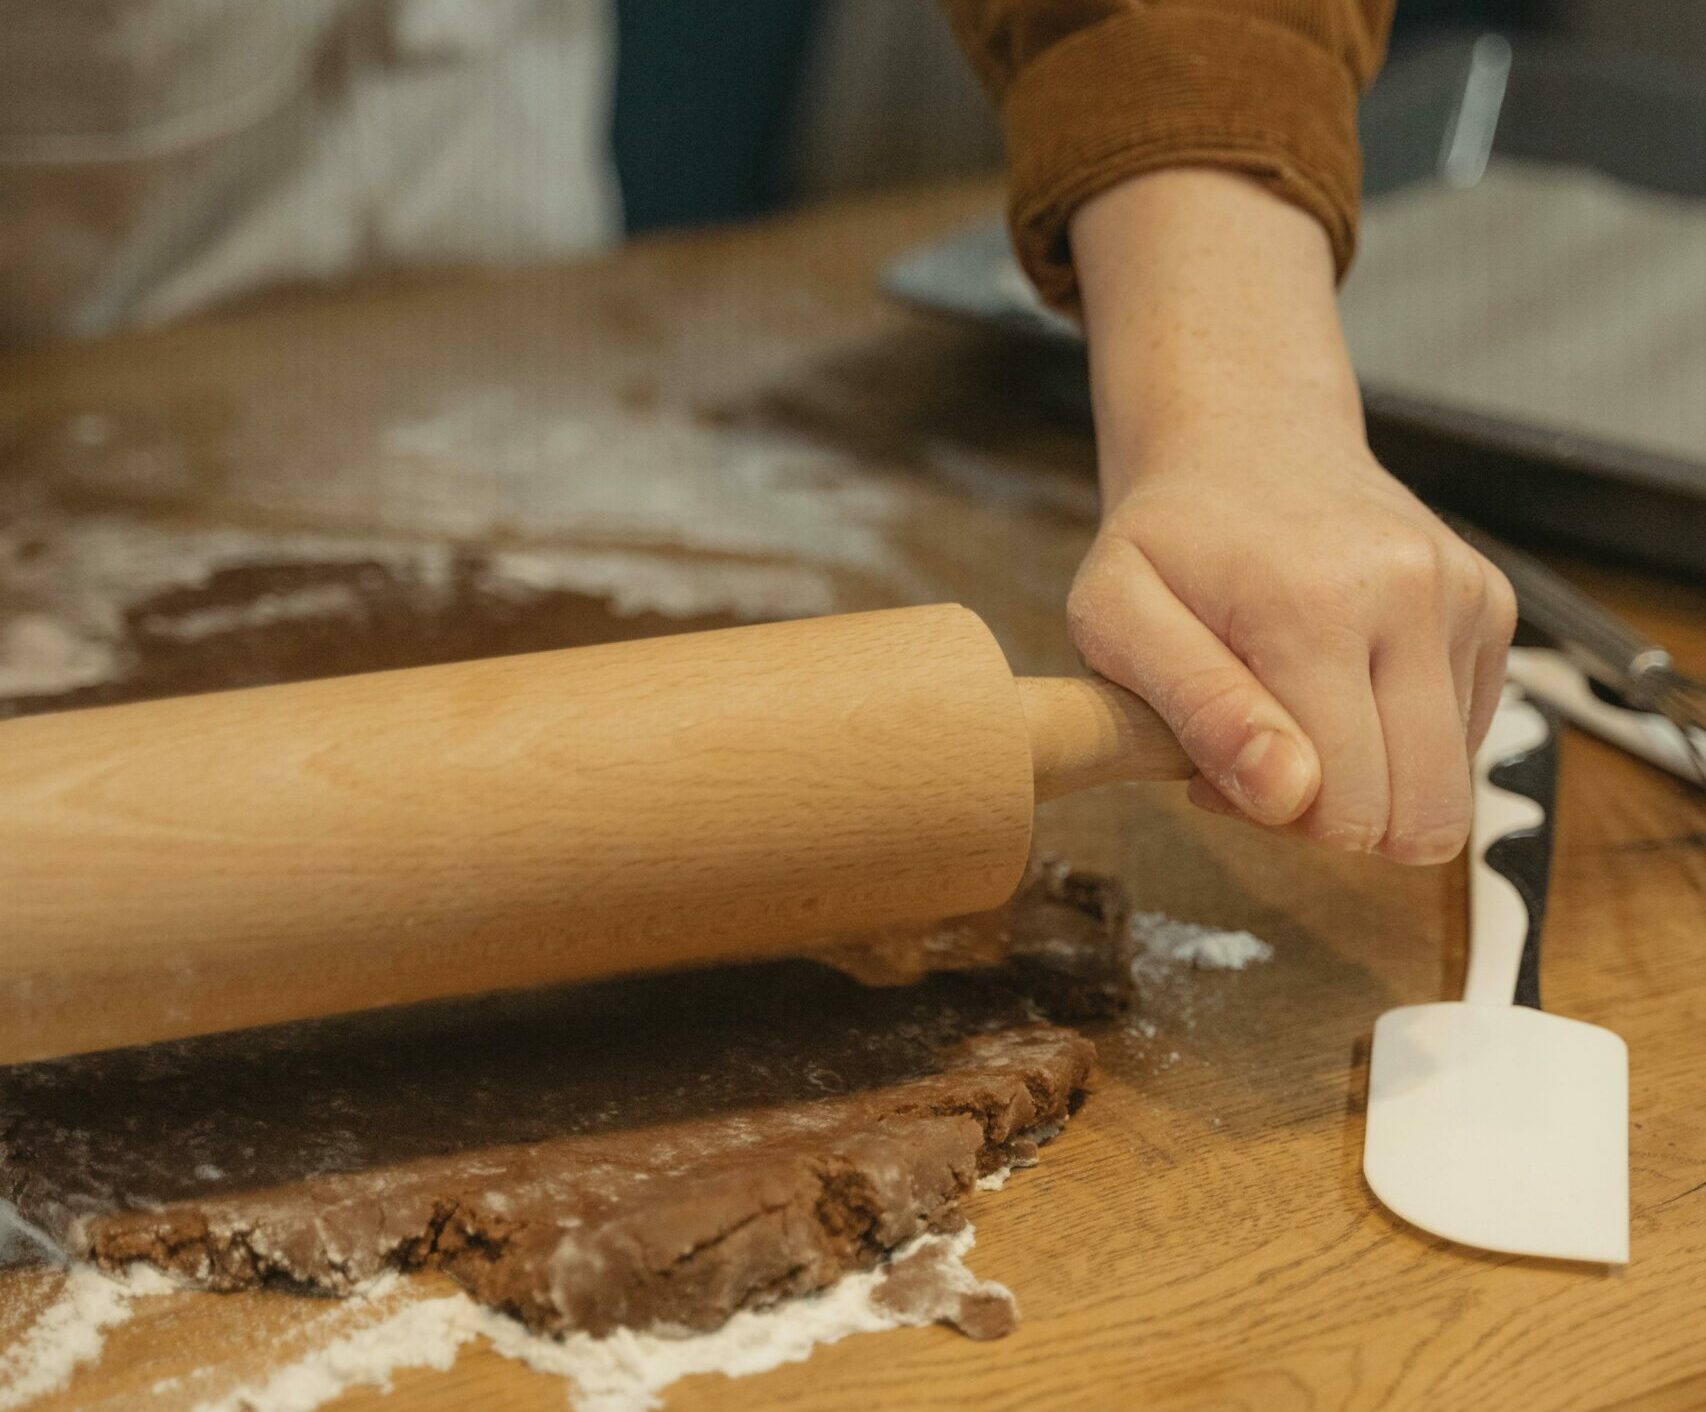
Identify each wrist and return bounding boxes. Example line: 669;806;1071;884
1113;360;1367;457
1070;168;1365;484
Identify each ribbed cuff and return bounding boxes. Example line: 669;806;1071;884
1000;7;1363;309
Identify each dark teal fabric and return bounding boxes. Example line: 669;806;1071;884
612;0;823;232
608;0;1543;234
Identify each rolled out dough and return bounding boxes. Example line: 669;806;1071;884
0;865;1131;1341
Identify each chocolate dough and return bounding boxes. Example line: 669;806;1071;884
0;867;1130;1339
819;858;1135;1020
874;1216;1018;1341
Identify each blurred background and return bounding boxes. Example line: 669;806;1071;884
628;0;1698;232
4;0;1702;342
1;0;1701;569
1;2;1700;764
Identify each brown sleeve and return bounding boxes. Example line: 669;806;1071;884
939;0;1396;306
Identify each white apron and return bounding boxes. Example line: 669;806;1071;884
0;0;619;345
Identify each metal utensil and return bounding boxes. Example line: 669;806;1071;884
1506;646;1706;786
1363;687;1630;1263
1454;519;1706;787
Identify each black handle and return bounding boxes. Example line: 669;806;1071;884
1483;702;1560;1011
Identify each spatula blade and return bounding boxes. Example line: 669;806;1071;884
1364;1001;1628;1263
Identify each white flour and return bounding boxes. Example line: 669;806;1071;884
189;1226;999;1412
0;614;118;698
0;1262;177;1410
974;1140;1045;1192
0;394;930;701
137;582;367;644
1128;913;1274;974
1125;913;1274;1060
0;515;845;705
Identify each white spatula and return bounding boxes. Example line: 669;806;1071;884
1363;686;1629;1264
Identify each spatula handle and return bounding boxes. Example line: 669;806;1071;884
1466;690;1554;1008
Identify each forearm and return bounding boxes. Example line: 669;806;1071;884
1071;168;1366;496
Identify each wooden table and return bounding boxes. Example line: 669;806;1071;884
2;182;1703;1411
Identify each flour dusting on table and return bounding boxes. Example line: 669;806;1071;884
189;1227;1006;1412
0;1261;176;1410
1124;912;1274;1061
0;395;928;703
0;614;118;699
1128;912;1274;975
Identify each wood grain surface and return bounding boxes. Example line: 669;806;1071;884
0;604;1050;1062
2;181;1703;1411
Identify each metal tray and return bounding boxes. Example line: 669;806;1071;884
883;35;1706;577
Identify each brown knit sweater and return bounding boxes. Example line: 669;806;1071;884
940;0;1396;306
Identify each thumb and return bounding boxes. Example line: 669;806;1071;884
1068;537;1320;825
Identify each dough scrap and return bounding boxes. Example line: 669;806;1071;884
817;857;1134;1018
0;868;1130;1339
873;1215;1017;1340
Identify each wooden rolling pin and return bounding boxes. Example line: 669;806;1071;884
0;604;1190;1063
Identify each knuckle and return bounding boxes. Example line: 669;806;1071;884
1385;780;1474;863
1484;565;1519;640
1300;777;1392;852
1303;810;1386;853
1064;568;1102;625
1065;583;1113;664
1064;583;1092;634
1445;548;1490;618
1166;669;1261;753
1383;817;1472;865
1382;532;1446;598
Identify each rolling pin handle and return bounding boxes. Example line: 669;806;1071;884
1016;676;1194;800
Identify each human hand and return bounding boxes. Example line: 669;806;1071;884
1068;169;1516;862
